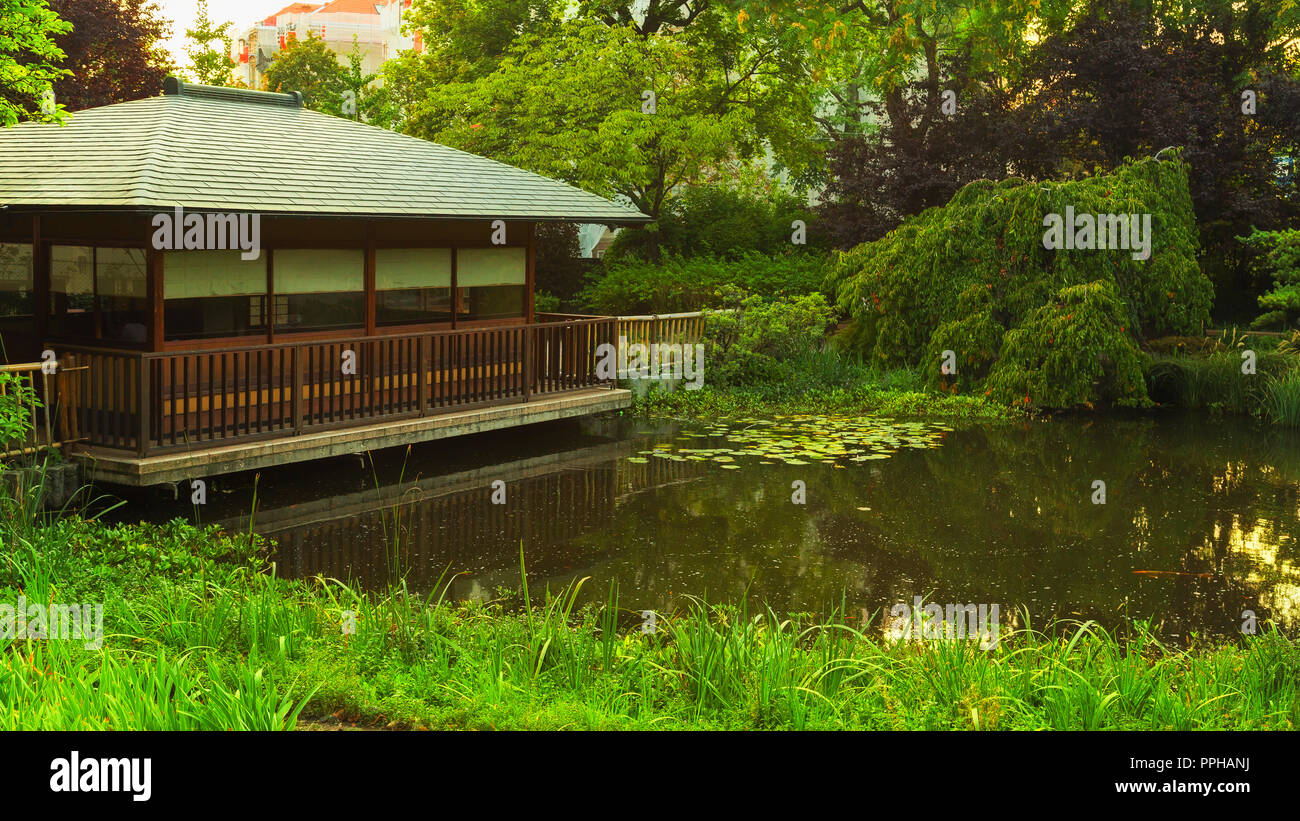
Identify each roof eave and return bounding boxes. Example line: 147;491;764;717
0;203;652;224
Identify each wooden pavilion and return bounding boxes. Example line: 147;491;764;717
0;78;648;485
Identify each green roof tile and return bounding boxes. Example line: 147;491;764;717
0;80;650;224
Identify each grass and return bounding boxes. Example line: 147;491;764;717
2;491;1297;730
629;350;1017;422
1144;349;1300;424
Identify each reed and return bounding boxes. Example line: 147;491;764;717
3;499;1298;730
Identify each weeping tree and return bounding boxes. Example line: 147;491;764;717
827;154;1212;409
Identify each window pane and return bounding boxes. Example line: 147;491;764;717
98;248;148;343
274;249;363;332
376;248;451;325
165;296;267;341
457;247;526;287
377;288;451;325
0;243;34;318
460;285;526;321
164;250;268;340
276;292;364;332
457;248;526;321
49;246;95;337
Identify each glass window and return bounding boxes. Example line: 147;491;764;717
97;248;148;343
273;249;364;333
456;247;526;321
376;248;451;326
0;243;33;318
164;250;268;341
49;246;95;337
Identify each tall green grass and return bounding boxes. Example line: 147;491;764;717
1145;350;1300;425
2;486;1297;730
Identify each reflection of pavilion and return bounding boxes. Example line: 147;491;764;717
221;439;706;592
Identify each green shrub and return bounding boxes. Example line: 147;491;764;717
702;289;834;386
1241;228;1300;331
827;154;1212;409
579;252;828;315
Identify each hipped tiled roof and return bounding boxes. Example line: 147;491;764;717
0;78;650;224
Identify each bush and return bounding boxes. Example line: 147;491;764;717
578;252;828;315
982;280;1149;408
827;154;1212;409
702;289;834;387
1241;228;1300;331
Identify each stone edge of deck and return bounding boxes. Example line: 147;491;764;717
78;388;632;487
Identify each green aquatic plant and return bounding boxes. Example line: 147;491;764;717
631;414;951;469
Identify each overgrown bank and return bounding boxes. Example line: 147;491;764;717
3;514;1296;731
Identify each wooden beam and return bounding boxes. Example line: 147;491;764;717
526;221;536;324
147;244;164;351
32;215;47;344
364;232;376;337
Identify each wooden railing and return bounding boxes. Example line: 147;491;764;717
543;310;730;347
53;317;616;456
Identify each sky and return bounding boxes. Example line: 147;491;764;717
156;0;280;67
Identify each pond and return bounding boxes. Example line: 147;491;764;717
115;412;1300;642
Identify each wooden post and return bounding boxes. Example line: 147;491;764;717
526;222;536;324
292;343;303;434
363;236;376;337
147;245;164;351
523;324;532;403
137;354;150;456
418;334;429;414
32;215;47;345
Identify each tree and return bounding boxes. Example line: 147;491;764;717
336;41;379;123
183;0;235;86
42;0;171;111
0;0;69;125
1000;0;1300;320
263;31;346;113
402;6;820;218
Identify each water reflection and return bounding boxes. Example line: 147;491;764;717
137;413;1300;641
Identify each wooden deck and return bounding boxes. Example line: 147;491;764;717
79;387;630;486
46;317;625;484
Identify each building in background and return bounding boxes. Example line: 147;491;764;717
232;1;420;89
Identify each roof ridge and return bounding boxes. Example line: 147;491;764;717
163;76;303;108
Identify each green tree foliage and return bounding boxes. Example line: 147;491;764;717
827;155;1212;408
263;31;344;112
337;42;380;123
0;0;71;125
183;0;235;87
606;184;823;262
400;6;818;218
45;0;172;110
1242;229;1300;330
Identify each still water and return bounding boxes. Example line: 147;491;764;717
119;413;1300;640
